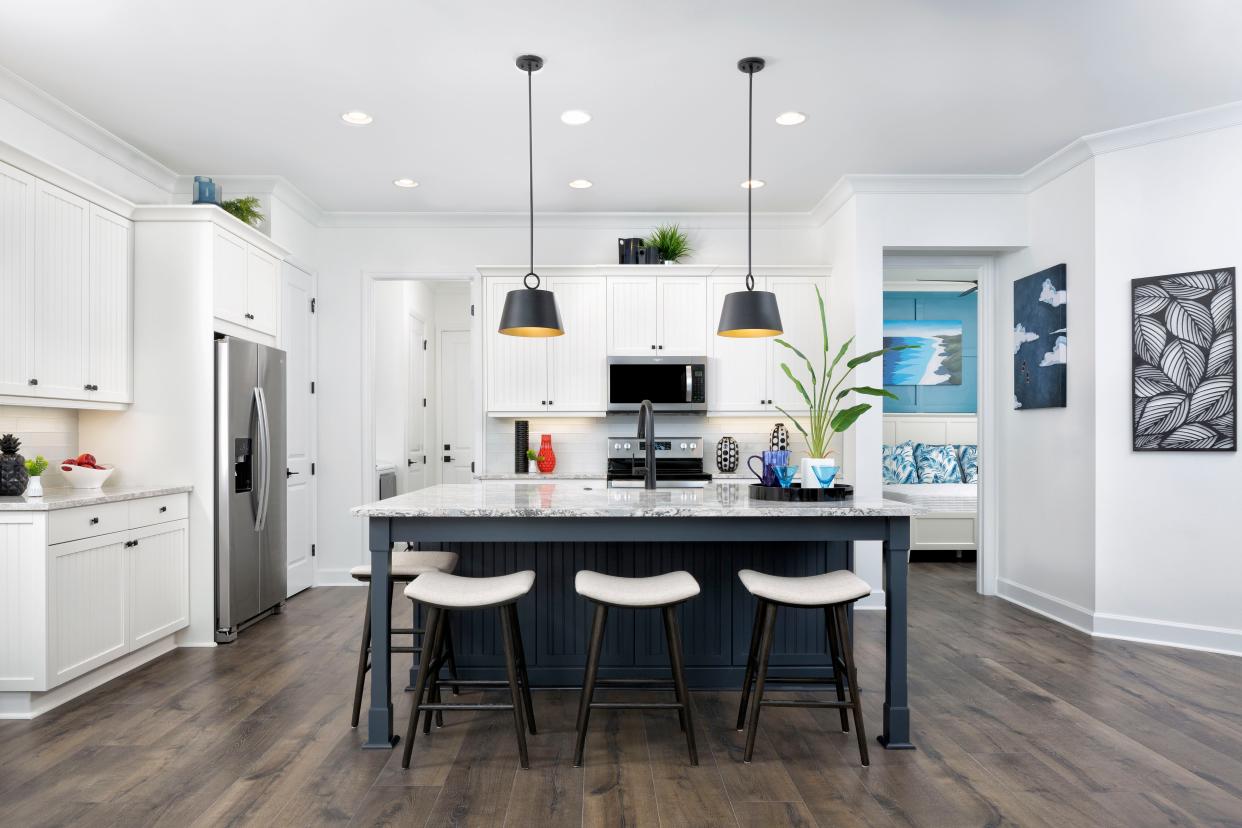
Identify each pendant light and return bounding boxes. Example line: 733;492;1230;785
717;57;783;338
499;54;564;337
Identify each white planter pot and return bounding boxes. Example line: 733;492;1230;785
25;476;43;497
800;457;837;489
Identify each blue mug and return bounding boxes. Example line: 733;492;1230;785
747;450;791;486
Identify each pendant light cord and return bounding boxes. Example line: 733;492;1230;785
746;67;754;292
526;65;536;288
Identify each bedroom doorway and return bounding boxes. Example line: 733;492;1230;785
882;254;995;595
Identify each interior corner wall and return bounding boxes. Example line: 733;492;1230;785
995;161;1097;624
1093;125;1242;651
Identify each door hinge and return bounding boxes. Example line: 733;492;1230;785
422;398;427;407
310;381;315;394
311;544;316;557
311;462;316;475
422;455;426;464
423;339;428;350
470;303;475;316
471;461;475;473
310;297;316;313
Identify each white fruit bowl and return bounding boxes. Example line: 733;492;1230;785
60;464;115;489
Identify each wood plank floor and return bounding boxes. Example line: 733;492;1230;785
2;563;1240;827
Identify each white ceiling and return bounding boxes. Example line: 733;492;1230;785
3;0;1242;213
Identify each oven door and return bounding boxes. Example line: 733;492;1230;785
607;356;707;412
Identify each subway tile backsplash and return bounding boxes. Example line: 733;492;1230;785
0;406;78;486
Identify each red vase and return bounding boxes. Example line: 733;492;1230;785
536;434;556;473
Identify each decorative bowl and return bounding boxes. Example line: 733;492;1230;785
60;464;115;489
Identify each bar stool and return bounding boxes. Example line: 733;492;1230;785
401;569;537;770
735;569;871;766
572;570;701;767
349;548;460;728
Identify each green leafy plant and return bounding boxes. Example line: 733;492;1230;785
526;449;539;461
774;286;917;458
220;196;265;227
644;224;693;263
25;455;48;476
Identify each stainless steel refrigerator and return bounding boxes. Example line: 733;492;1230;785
215;336;287;642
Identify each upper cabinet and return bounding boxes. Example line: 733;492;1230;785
0;161;132;407
213;227;278;338
607;274;707;355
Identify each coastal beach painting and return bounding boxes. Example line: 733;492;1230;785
883;320;963;385
1014;264;1067;409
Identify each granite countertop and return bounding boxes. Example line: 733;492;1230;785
477;473;605;481
353;480;920;518
0;485;193;511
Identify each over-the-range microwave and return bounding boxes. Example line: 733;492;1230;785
607;356;707;413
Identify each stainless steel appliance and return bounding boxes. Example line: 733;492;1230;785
215;336;287;643
606;436;711;488
607;356;707;412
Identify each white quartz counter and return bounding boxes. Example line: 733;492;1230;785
353;480;919;519
0;485;193;511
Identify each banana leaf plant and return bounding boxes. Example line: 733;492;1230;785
774;286;918;458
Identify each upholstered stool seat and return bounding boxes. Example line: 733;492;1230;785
737;569;870;606
350;549;459;581
405;570;536;608
574;570;700;607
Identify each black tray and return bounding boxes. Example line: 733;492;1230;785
749;483;854;502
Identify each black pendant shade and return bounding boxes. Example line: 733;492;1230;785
499;54;564;338
718;56;782;338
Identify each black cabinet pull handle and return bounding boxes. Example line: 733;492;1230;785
89;517;99;525
443;455;452;462
28;378;37;386
159;506;167;513
244;312;255;320
658;345;664;349
650;344;656;349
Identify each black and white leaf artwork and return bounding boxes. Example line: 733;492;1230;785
1132;268;1235;451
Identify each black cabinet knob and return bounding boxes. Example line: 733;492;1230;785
657;345;664;349
28;378;37;386
650;344;656;349
244;312;255;320
89;517;99;525
159;506;168;513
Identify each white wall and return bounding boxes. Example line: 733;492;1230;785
995;161;1098;622
371;281;409;476
0;406;77;487
1093;125;1242;649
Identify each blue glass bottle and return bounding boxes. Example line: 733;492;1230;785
193;176;220;205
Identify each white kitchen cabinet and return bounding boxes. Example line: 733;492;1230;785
33;181;90;401
127;521;189;649
244;246;279;336
486;276;549;412
213;227;248;326
546;276;606;412
0;161;36;397
607;275;658;355
656;276;708;354
87;206;133;403
607;274;707;355
49;533;128;684
708;276;771;412
768;276;826;413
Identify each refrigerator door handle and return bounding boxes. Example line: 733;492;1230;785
254;386;271;532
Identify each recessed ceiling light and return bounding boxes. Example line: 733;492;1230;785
561;109;592;125
741;179;766;189
341;111;373;125
568;179;593;189
775;111;807;126
393;178;419;188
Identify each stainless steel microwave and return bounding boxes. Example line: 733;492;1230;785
607;356;707;412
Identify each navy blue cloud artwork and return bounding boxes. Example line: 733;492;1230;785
1013;264;1067;409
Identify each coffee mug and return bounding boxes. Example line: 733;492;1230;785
747;450;791;486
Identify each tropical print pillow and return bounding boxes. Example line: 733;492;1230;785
883;441;918;484
914;443;963;483
954;444;979;483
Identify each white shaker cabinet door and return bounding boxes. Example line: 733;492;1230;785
212;228;248;326
87;206;133;403
656;276;708;354
0;161;35;396
707;276;770;412
48;532;128;685
33;181;90;401
485;277;548;412
767;276;826;414
546;276;606;412
127;521;189;649
606;276;658;355
245;246;279;336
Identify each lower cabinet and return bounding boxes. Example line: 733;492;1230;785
127;521;190;649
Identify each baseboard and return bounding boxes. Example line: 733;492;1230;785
316;568;361;587
997;578;1095;634
855;589;886;611
1093;612;1242;657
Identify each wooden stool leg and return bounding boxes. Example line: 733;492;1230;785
498;603;530;769
350;587;372;727
423;610;447;734
663;605;698;766
507;604;537;735
825;606;850;733
573;602;608;767
443;622;461;696
834;604;869;766
735;600;764;731
402;607;441;768
742;601;778;764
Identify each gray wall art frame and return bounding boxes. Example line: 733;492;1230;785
1132;267;1235;452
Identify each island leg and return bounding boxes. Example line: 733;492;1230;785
878;517;915;749
364;518;399;748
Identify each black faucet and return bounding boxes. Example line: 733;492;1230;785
637;399;657;490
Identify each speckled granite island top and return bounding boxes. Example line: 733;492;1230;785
352;480;921;518
0;485;193;511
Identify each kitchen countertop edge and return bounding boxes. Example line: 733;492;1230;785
0;484;195;511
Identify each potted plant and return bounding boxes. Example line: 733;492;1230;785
24;455;48;497
645;224;693;263
773;286;915;488
220;196;265;228
525;449;540;475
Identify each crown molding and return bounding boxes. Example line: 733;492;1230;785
318;210;816;230
130;204;290;259
0;139;137;217
476;264;830;278
171;174;324;226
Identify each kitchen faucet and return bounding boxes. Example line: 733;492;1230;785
637;399;657;490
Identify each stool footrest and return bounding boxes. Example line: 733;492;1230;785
589;702;684;710
742;674;845;686
760;698;853;709
418;702;514;712
594;678;676;687
426;678;515;687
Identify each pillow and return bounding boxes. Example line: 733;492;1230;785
914;443;963;483
955;444;979;483
883;441;918;484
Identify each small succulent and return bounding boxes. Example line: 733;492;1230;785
25;455;48;476
526;449;539;461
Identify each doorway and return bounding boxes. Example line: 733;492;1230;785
281;260;316;597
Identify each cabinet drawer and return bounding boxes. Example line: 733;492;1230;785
129;494;187;528
48;501;129;545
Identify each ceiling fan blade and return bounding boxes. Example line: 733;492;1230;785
959;284;979;296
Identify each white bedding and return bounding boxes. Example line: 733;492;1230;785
883;483;977;512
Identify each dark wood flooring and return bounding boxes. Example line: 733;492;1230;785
2;563;1240;827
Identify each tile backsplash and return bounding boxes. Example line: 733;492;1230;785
0;406;78;486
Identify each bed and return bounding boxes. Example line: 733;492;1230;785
883;414;978;552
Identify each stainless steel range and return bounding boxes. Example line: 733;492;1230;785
606;436;712;488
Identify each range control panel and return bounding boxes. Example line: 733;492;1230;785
606;437;703;460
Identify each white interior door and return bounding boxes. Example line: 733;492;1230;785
281;262;315;596
439;329;473;483
405;313;429;491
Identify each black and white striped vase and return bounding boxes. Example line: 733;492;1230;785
715;436;740;473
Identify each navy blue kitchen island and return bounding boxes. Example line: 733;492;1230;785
352;480;917;752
